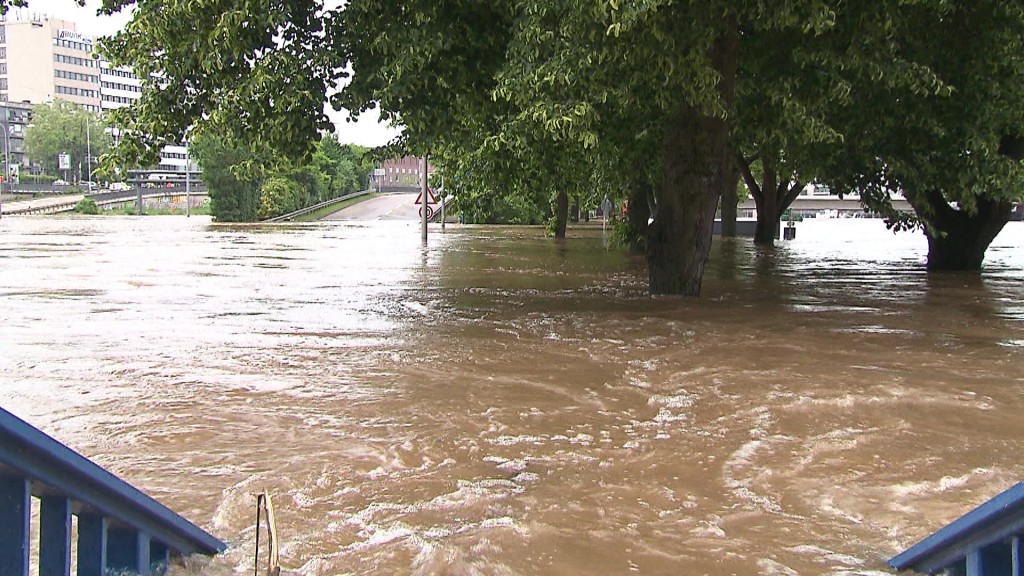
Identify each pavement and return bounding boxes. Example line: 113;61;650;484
321;192;429;221
1;194;85;215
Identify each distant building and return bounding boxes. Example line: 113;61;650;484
0;15;192;178
377;156;435;187
1;100;33;175
0;17;101;112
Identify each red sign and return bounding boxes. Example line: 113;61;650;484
414;188;438;205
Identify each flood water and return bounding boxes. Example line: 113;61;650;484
2;215;1024;576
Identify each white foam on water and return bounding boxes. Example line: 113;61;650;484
757;558;801;575
786;544;864;566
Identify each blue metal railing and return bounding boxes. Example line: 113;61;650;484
0;406;225;576
890;481;1024;574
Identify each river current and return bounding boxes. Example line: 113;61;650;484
2;216;1023;575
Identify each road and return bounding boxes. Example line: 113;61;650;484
322;192;423;221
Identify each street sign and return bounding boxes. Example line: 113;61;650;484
414;188;438;205
373;168;385;176
58;153;70;170
418;206;435;219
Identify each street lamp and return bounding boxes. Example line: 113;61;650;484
0;103;12;219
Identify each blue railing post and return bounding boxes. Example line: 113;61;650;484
1013;536;1022;576
108;527;151;575
0;476;30;576
77;514;108;576
39;495;72;576
150;541;170;575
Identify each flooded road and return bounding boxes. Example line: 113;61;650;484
1;216;1023;575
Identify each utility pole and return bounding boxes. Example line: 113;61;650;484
421;155;429;244
440;173;445;231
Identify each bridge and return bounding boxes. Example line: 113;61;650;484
0;406;224;575
0;187;208;216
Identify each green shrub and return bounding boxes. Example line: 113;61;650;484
74;198;99;215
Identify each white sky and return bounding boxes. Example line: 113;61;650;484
11;0;402;147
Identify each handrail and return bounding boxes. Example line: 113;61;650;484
264;189;374;223
0;406;224;574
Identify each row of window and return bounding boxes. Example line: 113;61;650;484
54;54;97;68
54;38;92;52
103;67;137;80
56;69;98;83
56;84;97;98
101;81;141;93
102;94;136;105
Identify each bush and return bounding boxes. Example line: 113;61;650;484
74;198;99;215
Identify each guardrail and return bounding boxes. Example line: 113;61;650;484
264;189;373;223
0;406;225;576
1;197;83;216
1;190;209;216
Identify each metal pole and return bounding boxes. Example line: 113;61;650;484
440;173;445;231
86;118;92;188
185;141;191;217
421;155;428;244
1;104;8;219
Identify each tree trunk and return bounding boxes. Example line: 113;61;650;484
553;189;569;239
915;190;1012;270
570;197;580;223
737;153;802;246
646;19;737;295
720;157;739;237
626;181;652;254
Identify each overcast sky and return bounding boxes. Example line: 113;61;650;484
10;0;401;147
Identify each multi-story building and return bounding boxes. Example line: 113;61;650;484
99;60;191;176
378;156;434;187
0;17;101;112
0;15;193;179
1;100;32;180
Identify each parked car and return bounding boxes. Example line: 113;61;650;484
52;179;69;186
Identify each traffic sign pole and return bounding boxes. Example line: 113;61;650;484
421;155;429;244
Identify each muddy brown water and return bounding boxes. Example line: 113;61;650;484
2;216;1023;575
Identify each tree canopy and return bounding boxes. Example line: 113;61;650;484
23;101;112;180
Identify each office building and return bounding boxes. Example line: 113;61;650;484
0;17;101;112
0;15;192;177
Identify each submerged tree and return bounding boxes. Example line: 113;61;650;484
2;0;1011;291
822;2;1024;270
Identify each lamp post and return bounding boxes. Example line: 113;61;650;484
1;102;10;219
85;116;92;188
